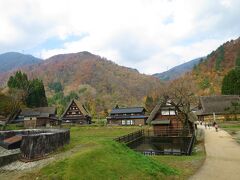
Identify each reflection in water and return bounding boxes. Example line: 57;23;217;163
128;137;191;155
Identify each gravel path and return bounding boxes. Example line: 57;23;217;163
190;126;240;180
0;144;88;180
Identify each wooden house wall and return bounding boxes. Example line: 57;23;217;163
152;112;187;136
64;102;82;117
155;113;184;129
24;120;37;128
73;119;89;124
62;101;91;124
108;118;145;126
24;118;50;128
199;114;240;122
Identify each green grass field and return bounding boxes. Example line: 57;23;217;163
19;126;204;180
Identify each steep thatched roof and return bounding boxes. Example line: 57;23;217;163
61;99;91;118
198;95;240;115
147;97;198;124
20;107;56;117
146;98;166;124
75;101;90;116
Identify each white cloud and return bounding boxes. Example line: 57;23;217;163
0;0;239;74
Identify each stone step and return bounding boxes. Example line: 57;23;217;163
0;135;22;150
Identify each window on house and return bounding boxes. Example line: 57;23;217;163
121;120;126;125
166;100;171;106
24;117;30;121
161;110;169;115
127;120;133;125
169;110;176;115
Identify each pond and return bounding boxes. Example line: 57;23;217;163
127;136;192;155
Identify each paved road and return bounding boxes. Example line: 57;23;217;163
190;126;240;180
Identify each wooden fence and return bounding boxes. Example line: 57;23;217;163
145;128;192;137
138;149;182;156
114;129;144;144
114;128;196;156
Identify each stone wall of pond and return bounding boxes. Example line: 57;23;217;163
0;129;48;141
0;129;70;161
21;129;70;160
0;150;20;167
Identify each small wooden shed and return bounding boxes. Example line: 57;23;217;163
14;107;59;128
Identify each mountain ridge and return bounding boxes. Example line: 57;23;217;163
184;37;240;95
153;57;203;80
0;52;42;73
0;51;162;113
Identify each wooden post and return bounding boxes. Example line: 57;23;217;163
213;112;216;122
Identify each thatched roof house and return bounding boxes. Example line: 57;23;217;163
146;99;165;125
147;98;196;135
13;107;56;123
197;95;240;116
12;107;59;128
21;107;56;117
61;99;91;124
147;98;197;125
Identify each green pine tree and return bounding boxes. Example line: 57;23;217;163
7;71;48;107
235;51;240;67
7;71;29;90
26;79;48;107
222;68;240;95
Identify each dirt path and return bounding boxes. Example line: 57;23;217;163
0;144;94;180
190;126;240;180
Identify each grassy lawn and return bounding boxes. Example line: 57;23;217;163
152;142;205;180
219;121;240;144
1;123;25;130
18;126;204;180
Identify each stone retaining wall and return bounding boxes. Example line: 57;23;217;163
0;129;47;141
21;129;70;160
0;147;20;167
0;129;70;161
0;151;20;167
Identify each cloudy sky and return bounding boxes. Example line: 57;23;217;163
0;0;240;74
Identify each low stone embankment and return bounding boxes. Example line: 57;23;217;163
0;129;70;163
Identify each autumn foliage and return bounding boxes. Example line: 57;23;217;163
189;37;240;96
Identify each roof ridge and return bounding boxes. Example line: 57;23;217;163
200;95;240;98
113;106;144;109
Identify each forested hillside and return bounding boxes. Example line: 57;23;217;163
0;52;162;116
188;37;240;95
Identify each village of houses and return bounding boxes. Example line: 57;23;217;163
0;93;240;179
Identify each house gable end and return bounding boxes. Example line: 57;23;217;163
62;100;84;118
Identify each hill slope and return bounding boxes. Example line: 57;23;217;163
153;58;203;80
0;51;162;113
0;52;42;73
187;37;240;95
